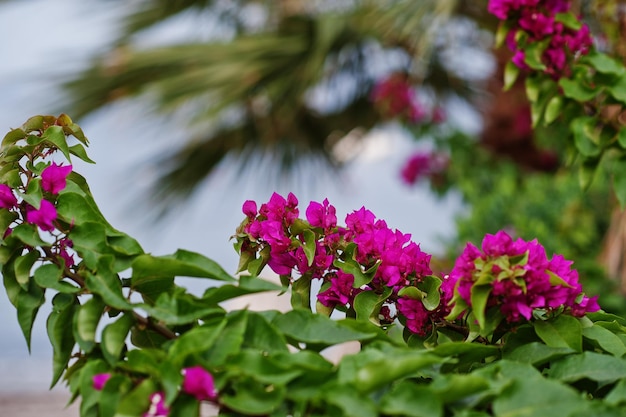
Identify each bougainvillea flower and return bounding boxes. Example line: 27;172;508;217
306;198;337;230
397;297;431;336
447;230;600;323
0;184;17;209
41;162;72;194
57;238;75;267
143;392;169;417
26;200;57;231
92;373;111;390
182;366;218;401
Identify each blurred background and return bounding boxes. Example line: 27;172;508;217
0;0;624;414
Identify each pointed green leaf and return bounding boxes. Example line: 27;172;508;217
74;295;105;353
533;314;582;352
69;143;95;164
43;125;71;161
220;377;286;416
554;12;582;30
102;313;135;365
114;378;157;417
168;321;226;366
47;293;77;388
582;324;626;357
550;351;626;383
132;250;234;282
353;287;392;324
379;381;442;417
14;249;40;290
544;95;563;124
302;229;316;267
34;263;80;293
11;223;48;247
272;309;376;348
470;285;491;331
16;280;45;351
504;61;520;91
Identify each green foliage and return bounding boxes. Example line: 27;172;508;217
1;116;625;417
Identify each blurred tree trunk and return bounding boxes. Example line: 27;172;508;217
598;0;626;294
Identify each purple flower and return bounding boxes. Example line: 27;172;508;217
57;238;75;267
317;271;355;307
0;184;17;209
41;163;72;194
182;366;217;402
26;200;57;231
447;230;600;323
242;200;257;219
397;297;431;336
144;392;169;417
92;373;111;390
306;199;337;230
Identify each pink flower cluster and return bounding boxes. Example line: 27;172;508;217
93;366;217;417
448;230;600;322
488;0;593;78
0;162;75;266
400;151;449;186
370;74;445;124
239;193;449;335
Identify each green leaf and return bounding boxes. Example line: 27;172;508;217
571;117;601;157
417;275;442;311
334;258;371;288
202;275;284;305
244;312;290;353
493;373;587;417
503;60;520;92
586;51;624;75
132;250;235;282
618;128;626;149
582;323;626;357
47;293;77;388
606;379;626;407
430;373;490;404
549;352;626;383
14;250;40;290
102;313;135;365
272;309;376;348
533;315;582;352
57;192;109;225
203;310;248;366
0;209;17;236
523;41;548;71
323;383;378;417
608;74;626;103
220;377;286;416
470;285;491;331
228;349;302;385
168;321;226;366
554;12;582;30
16;280;45;351
559;77;598;102
140;291;224;325
353;287;392;324
503;342;574;366
2;128;26;146
69;143;96;164
379;381;442;417
99;374;132;417
544;95;563;124
302;229;317;267
169;394;199;417
355;350;444;392
11;223;48;247
43;125;71;161
114;378;156;417
74;295;105;353
34;263;80;293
